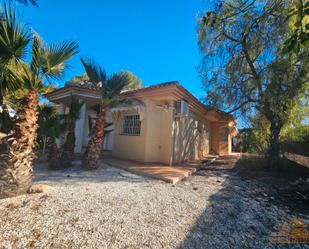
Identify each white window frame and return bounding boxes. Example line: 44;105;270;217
120;114;141;136
175;100;189;116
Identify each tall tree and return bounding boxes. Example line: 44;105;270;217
120;70;142;90
0;4;78;198
0;3;29;134
197;0;308;168
81;58;130;170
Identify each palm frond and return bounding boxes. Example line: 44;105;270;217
38;104;66;140
31;34;79;80
15;0;39;7
104;73;130;101
0;3;30;63
43;41;79;79
80;57;106;84
67;97;83;121
30;34;44;74
19;62;44;92
0;64;20;98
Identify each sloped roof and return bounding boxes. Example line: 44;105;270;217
45;81;234;122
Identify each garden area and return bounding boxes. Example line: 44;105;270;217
0;0;308;248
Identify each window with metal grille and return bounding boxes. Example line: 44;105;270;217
121;114;141;136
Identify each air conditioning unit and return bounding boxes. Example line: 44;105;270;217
175;100;189;116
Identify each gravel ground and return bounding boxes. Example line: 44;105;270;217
0;160;308;249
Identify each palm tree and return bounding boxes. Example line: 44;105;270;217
60;97;83;168
0;3;30;134
37;104;66;169
37;104;65;154
81;58;130;170
0;5;78;198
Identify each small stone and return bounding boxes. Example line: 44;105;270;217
28;184;50;194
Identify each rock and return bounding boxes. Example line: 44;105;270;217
28;184;50;194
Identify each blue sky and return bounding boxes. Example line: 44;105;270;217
13;0;209;99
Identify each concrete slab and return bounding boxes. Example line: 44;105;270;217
102;156;203;184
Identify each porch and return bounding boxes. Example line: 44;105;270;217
102;155;215;184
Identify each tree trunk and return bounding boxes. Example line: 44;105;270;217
0;103;14;134
267;121;282;169
82;104;105;170
60;121;76;168
48;141;61;170
0;90;38;199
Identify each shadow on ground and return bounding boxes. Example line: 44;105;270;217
33;160;150;184
178;156;309;249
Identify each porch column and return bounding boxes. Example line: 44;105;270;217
74;102;86;153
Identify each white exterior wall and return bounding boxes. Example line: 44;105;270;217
74;103;86;153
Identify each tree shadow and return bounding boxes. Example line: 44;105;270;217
33;161;151;184
178;156;309;249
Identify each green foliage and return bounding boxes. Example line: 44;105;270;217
120;70;142;90
66;97;83;122
197;0;308;166
80;57;106;85
236;114;270;153
37;104;65;142
0;3;29;104
283;0;309;53
0;3;78;97
30;34;79;85
281;125;309;142
80;57;131;106
66;73;89;85
0;3;30;63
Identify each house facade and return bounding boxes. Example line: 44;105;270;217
45;81;236;165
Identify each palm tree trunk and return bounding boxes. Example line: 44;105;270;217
82;104;105;170
48;141;61;170
0;90;38;199
60;121;76;168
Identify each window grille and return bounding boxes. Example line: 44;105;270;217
121;114;141;136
